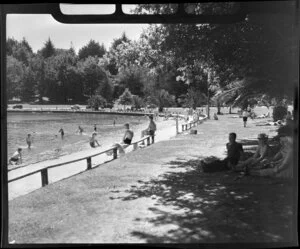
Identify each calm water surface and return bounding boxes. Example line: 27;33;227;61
7;112;148;166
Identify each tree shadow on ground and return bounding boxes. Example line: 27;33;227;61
110;157;295;243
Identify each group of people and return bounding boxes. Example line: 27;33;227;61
9;115;157;165
224;124;294;179
107;115;156;155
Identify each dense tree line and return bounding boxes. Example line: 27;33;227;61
7;2;297;112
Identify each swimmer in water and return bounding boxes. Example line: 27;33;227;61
89;133;100;148
58;128;64;139
77;126;84;135
26;134;33;149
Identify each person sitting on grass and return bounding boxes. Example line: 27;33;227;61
140;115;156;146
89;132;101;148
248;126;294;178
107;123;134;155
224;132;244;171
9;148;22;165
234;133;272;172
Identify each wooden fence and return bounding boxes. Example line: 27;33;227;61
8;135;155;187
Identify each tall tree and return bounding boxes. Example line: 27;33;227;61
39;38;56;58
78;40;106;60
6;56;24;100
78;56;109;98
117;88;133;109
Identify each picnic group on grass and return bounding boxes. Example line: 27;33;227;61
202;110;295;180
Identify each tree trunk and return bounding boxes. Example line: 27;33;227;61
217;101;221;114
207;71;211;119
229;105;232;114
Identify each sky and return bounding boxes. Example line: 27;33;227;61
6;4;149;53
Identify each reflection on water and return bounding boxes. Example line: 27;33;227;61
7;112;148;166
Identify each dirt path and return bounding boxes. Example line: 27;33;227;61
8;114;297;244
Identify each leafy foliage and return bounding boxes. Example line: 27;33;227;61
78;40;106;60
117;88;133;108
87;95;107;110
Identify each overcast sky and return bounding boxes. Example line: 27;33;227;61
6;4;149;53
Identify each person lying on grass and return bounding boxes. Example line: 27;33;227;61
248;126;294;179
234;133;272;172
107;123;134;156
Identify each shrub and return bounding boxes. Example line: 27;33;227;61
272;105;288;121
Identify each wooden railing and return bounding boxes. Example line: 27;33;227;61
8;114;207;188
8;134;155;187
180;115;207;133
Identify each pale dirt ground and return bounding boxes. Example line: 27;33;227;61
8;114;297;244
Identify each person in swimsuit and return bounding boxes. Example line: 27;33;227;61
107;123;134;155
26;134;32;149
58;128;64;139
9;148;22;165
140;115;156;145
89;133;100;148
77;126;84;135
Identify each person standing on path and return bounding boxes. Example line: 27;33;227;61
242;109;250;127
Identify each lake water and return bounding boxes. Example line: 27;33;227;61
7;112;149;167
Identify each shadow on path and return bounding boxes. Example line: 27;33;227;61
111;157;295;243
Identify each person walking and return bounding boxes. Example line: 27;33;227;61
242;109;250;127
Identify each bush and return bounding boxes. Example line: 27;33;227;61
273;105;287;121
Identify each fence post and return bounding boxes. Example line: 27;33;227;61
151;135;155;144
41;168;48;187
182;124;184;131
133;143;138;151
147;136;150;146
86;157;92;170
176;114;179;135
113;147;118;159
